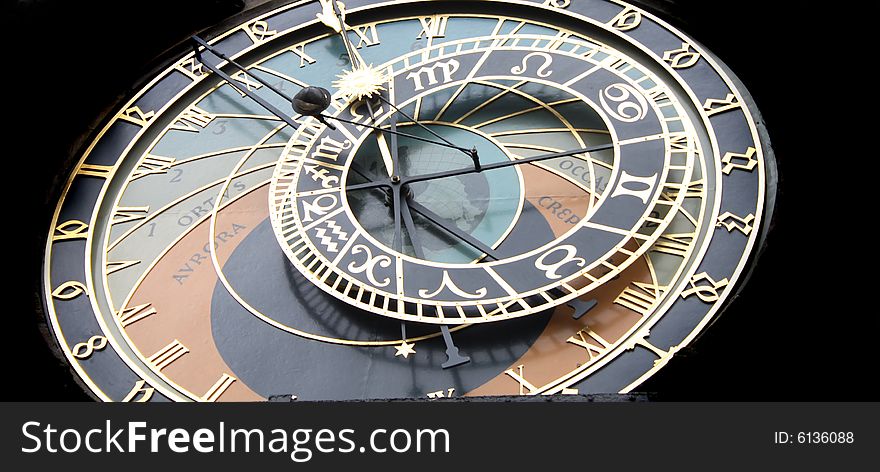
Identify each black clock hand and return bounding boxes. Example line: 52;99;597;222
403;143;616;185
316;0;479;169
192;36;303;129
350;164;469;369
345;143;615;192
373;95;481;171
348;164;495;262
405;200;499;261
191;35;472;153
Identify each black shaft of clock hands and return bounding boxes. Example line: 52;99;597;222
330;0;363;70
192;37;301;130
321;3;476;159
191;36;471;153
347;165;496;260
406;200;499;260
373;95;480;168
191;36;299;117
404;144;615;185
318;114;474;153
399;197;424;259
343;143;616;192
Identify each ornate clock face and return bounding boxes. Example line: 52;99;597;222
43;0;774;401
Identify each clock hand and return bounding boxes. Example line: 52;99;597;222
191;35;471;153
404;199;499;261
403;143;615;185
348;163;497;260
399;196;423;258
373;94;481;171
315;1;479;170
191;35;303;129
350;163;469;369
365;99;397;178
318;0;367;69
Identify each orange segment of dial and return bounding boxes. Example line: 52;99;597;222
467;165;650;396
123;186;271;401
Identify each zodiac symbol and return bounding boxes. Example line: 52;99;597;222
610;170;659;204
535;245;586;280
600;83;649;123
314;220;349;253
303;164;340;189
406;59;460;91
419;270;487;299
348;245;392;287
511;52;554;78
301;194;338;223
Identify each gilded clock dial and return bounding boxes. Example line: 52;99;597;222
43;0;772;401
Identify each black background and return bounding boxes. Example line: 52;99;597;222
2;0;870;401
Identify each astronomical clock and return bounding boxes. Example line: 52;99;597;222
41;0;776;401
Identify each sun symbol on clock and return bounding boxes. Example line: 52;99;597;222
332;64;387;100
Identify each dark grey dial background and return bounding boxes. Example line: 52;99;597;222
212;203;555;399
14;0;869;401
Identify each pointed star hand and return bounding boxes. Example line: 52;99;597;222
394;341;416;358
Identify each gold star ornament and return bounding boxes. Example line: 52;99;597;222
394;341;416;358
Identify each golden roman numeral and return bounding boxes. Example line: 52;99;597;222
289;42;316;68
112;206;149;225
614;282;665;316
106;260;141;275
77;163;114;179
652;233;695;257
417;15;449;39
566;328;611;361
131;155;175;179
352;25;379;48
147;340;189;370
504;364;538;395
117;303;156;327
230;70;263;97
170;105;215;132
201;374;236;402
